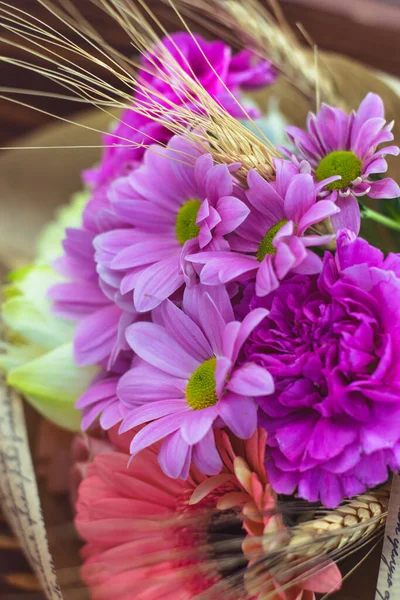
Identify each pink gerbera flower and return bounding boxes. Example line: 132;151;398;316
94;135;250;313
188;159;339;297
75;427;342;600
285;93;400;234
118;286;274;477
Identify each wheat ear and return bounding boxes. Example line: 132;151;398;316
169;0;343;110
287;485;390;559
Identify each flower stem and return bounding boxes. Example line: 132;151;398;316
360;204;400;232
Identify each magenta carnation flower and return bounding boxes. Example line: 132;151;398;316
243;229;400;508
94;135;249;312
188;159;339;297
285;93;400;234
118;286;274;478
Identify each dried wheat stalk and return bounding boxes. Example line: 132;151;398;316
169;0;343;109
288;486;389;557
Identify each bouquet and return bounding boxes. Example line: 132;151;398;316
1;1;400;598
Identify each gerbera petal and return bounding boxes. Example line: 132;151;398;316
126;322;200;377
219;393;258;439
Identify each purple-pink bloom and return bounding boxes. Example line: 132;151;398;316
188;158;339;297
94;135;249;313
285;93;400;235
76;376;130;431
117;286;274;478
243;229;400;508
86;32;276;191
51;32;275;372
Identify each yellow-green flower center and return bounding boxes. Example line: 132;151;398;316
186;357;218;410
315;151;362;191
175;199;202;245
257;219;288;262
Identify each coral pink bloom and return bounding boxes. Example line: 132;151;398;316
75;428;341;600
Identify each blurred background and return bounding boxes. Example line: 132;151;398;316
1;0;400;147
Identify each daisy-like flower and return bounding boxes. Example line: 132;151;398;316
117;286;274;477
86;32;276;193
285;93;400;234
75;427;341;599
95;135;250;313
188;159;339;297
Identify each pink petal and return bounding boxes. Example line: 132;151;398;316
284;173;316;223
331;194;361;235
192;429;223;475
198;293;226;355
120;400;188;432
74;305;121;366
255;255;279;297
297;200;339;236
129;412;188;457
215;196;250;236
227;363;274;397
219;393;258;439
215;356;232;397
111;239;178;269
157;300;213;363
231;308;268;363
133;255;184;312
299;561;342;593
180;407;217;445
368;177;400;199
126;321;199;378
158;432;191;479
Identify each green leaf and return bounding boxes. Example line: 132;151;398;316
7;343;98;432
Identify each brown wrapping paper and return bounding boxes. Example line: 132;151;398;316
0;52;400;599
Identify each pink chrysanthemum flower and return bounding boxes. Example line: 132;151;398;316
94;135;250;312
75;427;341;599
285;93;400;234
188;159;339;297
51;32;275;371
117;287;274;477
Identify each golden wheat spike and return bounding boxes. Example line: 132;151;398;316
167;0;342;110
0;0;281;178
287;485;389;558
